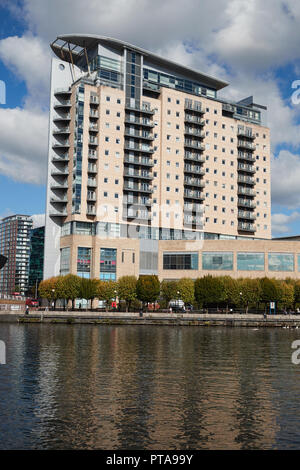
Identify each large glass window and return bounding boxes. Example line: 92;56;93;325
77;247;91;278
100;248;117;281
202;252;233;270
60;247;70;275
163;252;198;270
268;253;294;272
74;222;93;235
237;252;264;271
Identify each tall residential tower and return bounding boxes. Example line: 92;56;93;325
44;35;298;282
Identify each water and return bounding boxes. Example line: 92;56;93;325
0;323;300;450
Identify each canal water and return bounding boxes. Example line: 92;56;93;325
0;324;300;450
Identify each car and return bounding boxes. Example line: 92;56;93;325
25;298;39;307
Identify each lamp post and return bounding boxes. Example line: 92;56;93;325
240;292;243;314
52;288;55;311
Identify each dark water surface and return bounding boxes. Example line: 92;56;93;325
0;324;300;449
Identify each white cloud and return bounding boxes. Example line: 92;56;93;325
271;150;300;209
0;107;48;184
0;34;51;108
31;213;45;228
272;211;300;235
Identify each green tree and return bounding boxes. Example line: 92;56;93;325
237;278;262;313
259;277;280;312
56;274;81;310
117;276;137;312
97;280;118;312
136;275;160;308
39;276;60;308
194;275;224;309
220;276;239;312
277;281;294;310
177;278;195;305
160;280;179;305
78;278;99;310
294;280;300;308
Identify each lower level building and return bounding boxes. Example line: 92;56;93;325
59;233;300;281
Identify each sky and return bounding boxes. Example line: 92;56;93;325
1;0;300;234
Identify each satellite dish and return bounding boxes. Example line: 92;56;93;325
0;255;7;270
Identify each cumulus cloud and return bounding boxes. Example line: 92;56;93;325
0;107;48;184
272;211;300;235
271;150;300;209
31;213;45;228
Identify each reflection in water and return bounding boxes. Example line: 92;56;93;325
0;324;300;449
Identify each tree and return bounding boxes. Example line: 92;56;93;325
220;276;239;312
39;276;60;307
177;278;195;305
78;278;99;310
294;280;300;308
259;277;280;312
160;280;179;305
277;281;294;310
136;275;160;308
117;276;137;312
97;280;118;312
194;275;224;309
56;274;81;310
237;278;261;313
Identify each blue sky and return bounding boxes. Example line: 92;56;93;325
1;0;300;235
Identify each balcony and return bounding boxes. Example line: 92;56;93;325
124;156;154;167
238;175;255;185
87;193;96;202
124;169;152;180
53;113;70;122
237;140;256;151
53;127;70;135
238;222;256;232
125;210;151;220
49;211;67;217
184;189;205;201
124;197;152;207
88;165;97;174
52;140;70;149
238;152;256;163
89;124;98;133
54;87;71;95
237;186;256;197
52;154;69;162
184;152;205;163
184;165;205;175
124;116;154;127
88;151;98;160
50;196;67;204
184;216;203;226
222;103;235;113
87;179;97;187
50;182;68;190
124;143;154;153
125;103;154;115
184;128;205;138
238;198;256;209
184;140;205;150
238;210;256;220
184;101;204;114
90;111;99;119
238;163;255;173
124;130;154;141
237;128;255;139
184;177;205;188
88;138;98;146
54;99;71;109
184;115;205;125
90;96;99;105
123;183;153;194
87;207;96;216
51;169;69;177
184;203;204;213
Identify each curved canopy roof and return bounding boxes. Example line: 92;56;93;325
51;34;228;91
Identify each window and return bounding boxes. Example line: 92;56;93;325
100;248;116;281
237;252;264;271
60;247;70;275
163;252;198;270
77;247;91;278
202;252;233;270
268;253;294;272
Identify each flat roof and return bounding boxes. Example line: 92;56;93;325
51;34;229;91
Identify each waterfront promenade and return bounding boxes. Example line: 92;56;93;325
1;310;300;327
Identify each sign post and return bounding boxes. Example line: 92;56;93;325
270;301;276;315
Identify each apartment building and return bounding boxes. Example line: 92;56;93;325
44;35;297;281
0;215;33;295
